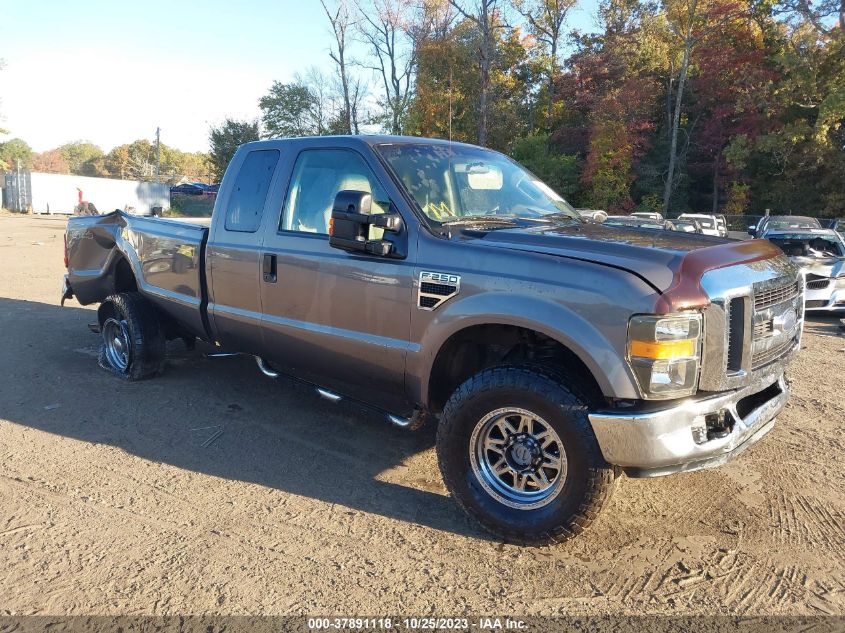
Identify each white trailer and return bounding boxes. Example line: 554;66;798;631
3;171;170;215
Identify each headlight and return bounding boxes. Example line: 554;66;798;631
836;276;845;290
627;313;702;399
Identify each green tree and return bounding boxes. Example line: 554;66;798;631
159;146;212;183
408;9;535;152
511;134;579;198
59;141;105;176
208;119;260;181
513;0;577;125
0;138;34;170
106;140;155;180
259;81;322;138
408;18;477;142
448;1;510;146
722;14;845;215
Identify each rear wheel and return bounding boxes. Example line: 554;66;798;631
98;292;165;380
436;365;617;545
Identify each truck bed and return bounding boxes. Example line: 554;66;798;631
65;211;209;338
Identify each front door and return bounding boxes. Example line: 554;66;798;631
259;148;415;413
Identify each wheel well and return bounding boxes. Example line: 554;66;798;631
97;296;117;327
427;325;605;413
113;256;137;293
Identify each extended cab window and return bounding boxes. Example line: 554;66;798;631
224;149;280;232
280;149;389;235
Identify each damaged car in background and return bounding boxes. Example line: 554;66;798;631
762;227;845;313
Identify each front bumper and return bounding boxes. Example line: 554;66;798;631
588;367;789;478
805;286;845;312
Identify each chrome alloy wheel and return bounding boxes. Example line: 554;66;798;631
102;317;131;372
470;407;567;510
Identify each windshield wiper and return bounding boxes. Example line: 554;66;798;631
540;212;582;224
441;215;519;227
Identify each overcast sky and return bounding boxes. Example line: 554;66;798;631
0;0;599;154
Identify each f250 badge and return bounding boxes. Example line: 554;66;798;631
418;271;461;311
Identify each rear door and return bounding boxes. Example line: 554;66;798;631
207;147;283;354
258;146;416;412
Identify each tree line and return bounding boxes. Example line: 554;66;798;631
0;137;212;184
2;0;841;215
210;0;844;217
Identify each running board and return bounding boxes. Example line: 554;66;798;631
253;356;428;431
255;356;279;378
316;387;342;403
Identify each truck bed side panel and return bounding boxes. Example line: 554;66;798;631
66;211;209;338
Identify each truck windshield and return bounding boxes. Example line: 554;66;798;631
376;143;578;225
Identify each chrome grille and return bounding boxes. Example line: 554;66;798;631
752;336;796;370
749;276;803;370
699;259;801;392
754;280;800;311
753;320;773;338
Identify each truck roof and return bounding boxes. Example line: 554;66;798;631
239;135;485;152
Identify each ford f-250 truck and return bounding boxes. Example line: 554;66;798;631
62;136;804;544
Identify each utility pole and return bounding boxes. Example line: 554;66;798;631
15;159;22;213
155;127;161;183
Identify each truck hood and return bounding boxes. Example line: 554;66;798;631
463;222;787;311
466;222;725;291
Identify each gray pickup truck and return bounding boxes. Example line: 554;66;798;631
62;135;804;544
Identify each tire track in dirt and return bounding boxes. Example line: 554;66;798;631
3;213;845;617
767;491;845;552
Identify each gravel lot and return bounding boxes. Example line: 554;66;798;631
1;213;844;618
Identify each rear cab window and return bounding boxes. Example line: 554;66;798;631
224;149;280;232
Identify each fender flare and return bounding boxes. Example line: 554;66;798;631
411;292;641;405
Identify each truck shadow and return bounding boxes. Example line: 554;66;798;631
0;297;487;541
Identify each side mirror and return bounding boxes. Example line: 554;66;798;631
329;190;404;257
747;226;756;236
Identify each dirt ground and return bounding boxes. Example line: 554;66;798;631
1;213;844;618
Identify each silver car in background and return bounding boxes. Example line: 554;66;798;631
762;228;845;312
750;215;821;238
678;213;724;237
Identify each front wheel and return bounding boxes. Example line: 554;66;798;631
98;292;165;380
436;365;617;545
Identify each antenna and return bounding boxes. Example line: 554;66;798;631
448;66;453;144
155;127;161;183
